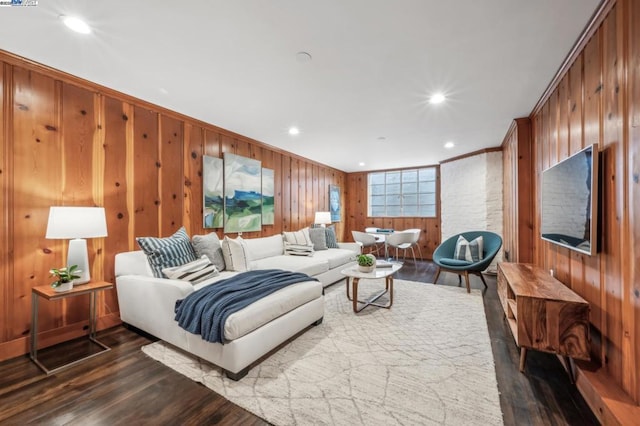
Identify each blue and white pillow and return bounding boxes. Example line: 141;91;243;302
454;235;484;262
325;226;339;249
136;227;197;278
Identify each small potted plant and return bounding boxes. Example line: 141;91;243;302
357;254;376;273
50;265;81;293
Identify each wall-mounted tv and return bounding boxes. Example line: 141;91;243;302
541;144;599;256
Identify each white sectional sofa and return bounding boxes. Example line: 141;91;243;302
115;232;359;380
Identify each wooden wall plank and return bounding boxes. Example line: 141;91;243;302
158;115;183;236
182;124;202;236
132;107;159;238
601;6;625;390
0;63;9;343
60;82;97;326
102;96;129;317
628;0;640;403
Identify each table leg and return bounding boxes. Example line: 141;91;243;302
30;293;38;361
345;277;351;300
89;291;96;339
352;278;359;313
388;276;394;308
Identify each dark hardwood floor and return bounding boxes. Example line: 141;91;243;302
0;261;598;425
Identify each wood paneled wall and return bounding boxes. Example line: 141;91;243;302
515;0;640;421
501;118;533;264
344;169;441;259
0;51;346;362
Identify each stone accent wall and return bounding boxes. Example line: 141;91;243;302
440;151;503;271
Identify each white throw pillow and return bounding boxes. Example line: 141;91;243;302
283;228;312;246
221;236;251;272
162;255;219;284
454;235;484;262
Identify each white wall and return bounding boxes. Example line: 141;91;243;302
440;151;503;271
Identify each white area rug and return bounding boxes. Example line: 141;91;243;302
142;280;503;425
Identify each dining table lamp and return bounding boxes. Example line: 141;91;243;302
314;211;332;227
45;206;108;285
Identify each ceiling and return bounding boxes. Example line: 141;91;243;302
0;0;601;172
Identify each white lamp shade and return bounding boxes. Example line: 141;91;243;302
314;211;332;225
46;207;108;239
45;206;108;285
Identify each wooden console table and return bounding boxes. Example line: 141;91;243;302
497;263;590;380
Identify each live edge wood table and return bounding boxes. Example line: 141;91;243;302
30;281;113;374
340;263;402;313
497;263;590;382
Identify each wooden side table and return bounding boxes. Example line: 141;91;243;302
30;280;113;374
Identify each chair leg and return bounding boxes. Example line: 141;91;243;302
416;244;423;260
464;271;470;293
477;272;488;288
433;266;441;284
458;275;462;284
410;246;416;263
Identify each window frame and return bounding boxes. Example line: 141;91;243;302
367;166;439;218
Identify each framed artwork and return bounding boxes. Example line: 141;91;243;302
262;168;275;225
329;184;340;222
224;153;262;233
203;155;224;228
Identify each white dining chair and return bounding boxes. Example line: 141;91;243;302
385;231;416;263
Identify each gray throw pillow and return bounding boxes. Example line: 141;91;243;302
325;226;339;248
308;227;328;251
192;232;226;271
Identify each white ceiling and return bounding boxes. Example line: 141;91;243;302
0;0;601;172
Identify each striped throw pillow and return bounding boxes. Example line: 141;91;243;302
221;236;251;272
325;226;339;248
284;242;314;256
283;228;312;245
162;255;219;284
454;235;484;262
136;227;197;278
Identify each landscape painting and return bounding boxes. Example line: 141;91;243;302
224;153;262;233
262;168;275;225
203;155;224;228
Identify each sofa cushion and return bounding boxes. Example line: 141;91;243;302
311;248;357;269
136;227;197;278
243;234;284;261
439;257;473;267
221;236;251;272
162;255;219;284
308;227;328;251
251;255;329;277
223;280;322;341
283;228;312;245
192;232;226;271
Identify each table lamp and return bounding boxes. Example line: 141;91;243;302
314;211;332;227
45;206;108;285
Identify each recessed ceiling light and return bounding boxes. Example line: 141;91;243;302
296;52;312;63
358;162;365;167
288;127;300;135
159;88;169;95
444;141;455;149
429;93;446;104
61;15;91;34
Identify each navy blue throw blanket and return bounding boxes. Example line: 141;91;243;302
174;269;317;344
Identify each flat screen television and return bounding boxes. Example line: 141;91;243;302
541;144;599;256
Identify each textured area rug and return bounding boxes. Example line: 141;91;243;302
142;280;503;425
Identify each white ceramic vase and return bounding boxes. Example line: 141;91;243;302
358;265;375;273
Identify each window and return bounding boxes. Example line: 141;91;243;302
368;167;437;217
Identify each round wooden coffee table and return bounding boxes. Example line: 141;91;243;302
340;263;403;313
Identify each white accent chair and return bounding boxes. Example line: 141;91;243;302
352;230;381;255
405;228;423;259
386;231;416;262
